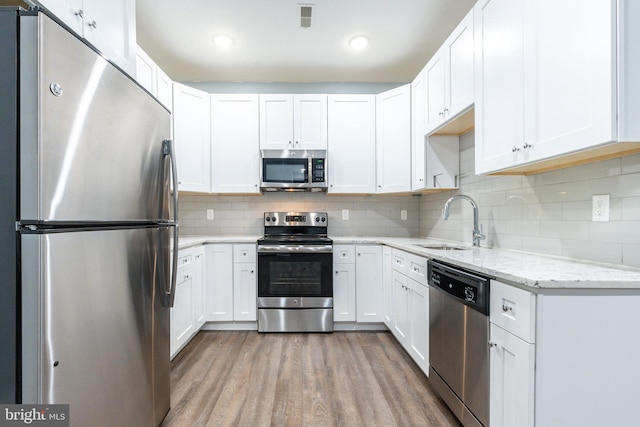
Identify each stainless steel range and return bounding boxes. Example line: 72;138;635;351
257;212;333;332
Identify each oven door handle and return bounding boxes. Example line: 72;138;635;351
257;245;333;254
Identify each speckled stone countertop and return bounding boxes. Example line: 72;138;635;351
178;236;640;291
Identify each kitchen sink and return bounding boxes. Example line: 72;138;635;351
413;243;470;251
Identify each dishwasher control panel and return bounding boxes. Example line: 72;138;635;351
428;260;490;314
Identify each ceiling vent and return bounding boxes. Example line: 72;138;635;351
300;5;313;28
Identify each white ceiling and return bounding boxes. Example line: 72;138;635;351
135;0;476;84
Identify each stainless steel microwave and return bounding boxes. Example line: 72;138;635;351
260;149;327;192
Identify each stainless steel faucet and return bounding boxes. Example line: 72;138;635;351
442;194;486;247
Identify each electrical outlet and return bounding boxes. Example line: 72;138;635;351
342;209;349;220
592;195;609;222
206;209;214;220
401;210;407;220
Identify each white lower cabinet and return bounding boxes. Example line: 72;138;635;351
333;245;357;322
205;244;234;321
382;246;393;327
355;245;383;323
489;323;535;427
205;244;256;323
232;245;257;321
489;280;536;427
389;248;429;375
171;246;204;359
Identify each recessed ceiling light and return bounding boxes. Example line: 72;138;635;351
213;34;234;48
349;36;369;49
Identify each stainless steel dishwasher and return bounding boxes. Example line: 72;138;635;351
428;260;490;427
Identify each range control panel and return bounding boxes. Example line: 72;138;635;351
264;212;328;227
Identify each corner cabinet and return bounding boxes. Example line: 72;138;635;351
172;83;211;193
475;0;640;175
37;0;136;76
376;85;412;194
210;94;260;193
327;95;376;194
135;46;173;111
259;94;327;150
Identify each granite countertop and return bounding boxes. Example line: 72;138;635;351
178;235;640;291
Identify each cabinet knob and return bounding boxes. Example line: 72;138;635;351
74;9;84;18
523;142;532;149
511;146;520;153
335;271;339;274
295;141;299;145
489;341;498;348
87;20;97;29
288;141;292;145
438;110;444;116
251;270;254;274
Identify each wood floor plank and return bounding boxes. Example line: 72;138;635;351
162;331;461;427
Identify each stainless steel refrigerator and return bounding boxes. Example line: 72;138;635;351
0;8;178;426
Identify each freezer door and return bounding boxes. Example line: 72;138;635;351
20;13;172;223
21;227;171;426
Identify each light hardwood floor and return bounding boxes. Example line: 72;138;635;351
162;331;461;427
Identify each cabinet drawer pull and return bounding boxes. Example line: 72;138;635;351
502;304;513;312
512;146;520;152
88;20;97;29
74;9;84;18
489;341;498;348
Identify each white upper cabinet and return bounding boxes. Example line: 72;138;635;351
425;9;474;135
259;94;327;150
172;83;211;193
210;94;260;193
376;84;412;194
135;46;173;111
426;135;460;190
327;95;376;194
411;70;427;191
475;0;640;175
37;0;136;76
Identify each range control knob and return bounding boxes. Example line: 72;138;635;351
321;217;326;222
271;216;276;222
266;217;271;222
315;217;320;222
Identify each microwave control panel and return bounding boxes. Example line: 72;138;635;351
311;158;325;183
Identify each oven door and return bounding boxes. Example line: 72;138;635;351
257;247;333;307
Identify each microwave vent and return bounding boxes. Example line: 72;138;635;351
300;5;313;28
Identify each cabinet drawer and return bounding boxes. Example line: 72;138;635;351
177;249;194;267
407;253;428;284
334;245;355;263
391;248;408;274
490;280;536;343
233;244;256;263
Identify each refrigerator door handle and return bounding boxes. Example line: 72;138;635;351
162;139;179;307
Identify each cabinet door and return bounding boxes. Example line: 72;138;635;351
259;94;293;149
408;280;429;375
233;262;257;321
192;248;206;329
355;245;383;322
205;244;233;321
156;68;173;112
446;9;474;117
293;95;327;149
171;261;195;358
173;83;211;192
210;94;260;193
411;71;427;191
425;52;446;133
333;263;356;322
135;46;156;95
474;0;527;175
327;95;376;194
382;246;393;328
82;0;136;76
376;85;411;194
525;0;615;162
490;324;535;427
391;270;409;343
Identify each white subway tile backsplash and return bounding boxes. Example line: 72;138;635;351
420;131;640;268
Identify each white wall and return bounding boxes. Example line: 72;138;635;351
420;131;640;268
179;192;420;237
